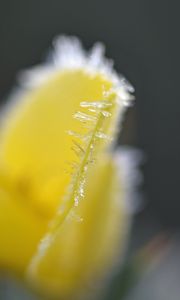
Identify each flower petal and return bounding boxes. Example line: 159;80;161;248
27;155;129;299
0;174;47;274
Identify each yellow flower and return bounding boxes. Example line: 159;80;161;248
0;36;134;299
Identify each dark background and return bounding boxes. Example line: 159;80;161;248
0;0;179;232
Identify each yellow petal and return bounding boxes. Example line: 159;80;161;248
0;173;47;274
27;154;128;299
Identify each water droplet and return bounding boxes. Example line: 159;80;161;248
103;89;111;98
101;110;112;117
67;129;92;142
69;211;83;223
73;111;97;123
95;131;112;141
80;100;112;109
79;186;84;197
88;108;97;113
39;235;53;253
67;130;84;139
74;194;80;206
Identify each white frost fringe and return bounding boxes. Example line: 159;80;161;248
18;35;134;104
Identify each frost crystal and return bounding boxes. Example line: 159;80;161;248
18;35;134;106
